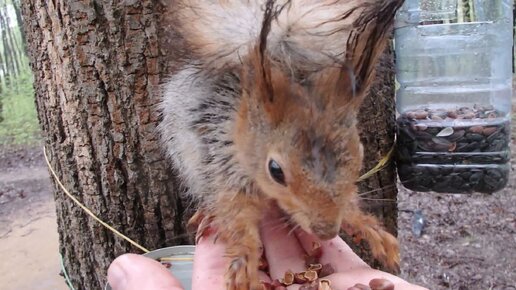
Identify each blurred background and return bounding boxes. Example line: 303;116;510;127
0;1;65;289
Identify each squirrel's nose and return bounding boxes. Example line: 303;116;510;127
311;223;339;240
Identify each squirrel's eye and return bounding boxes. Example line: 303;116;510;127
268;160;286;186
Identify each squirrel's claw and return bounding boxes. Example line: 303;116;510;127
225;255;262;290
188;210;215;243
342;212;400;273
366;227;400;272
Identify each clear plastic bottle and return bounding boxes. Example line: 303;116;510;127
394;0;513;193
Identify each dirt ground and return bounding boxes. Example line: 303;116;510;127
398;156;516;289
0;115;515;290
0;146;68;290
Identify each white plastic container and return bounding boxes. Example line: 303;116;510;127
394;0;513;193
105;246;195;290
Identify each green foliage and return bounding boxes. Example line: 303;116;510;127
0;69;40;145
0;0;38;146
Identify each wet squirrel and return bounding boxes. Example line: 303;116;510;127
159;1;403;289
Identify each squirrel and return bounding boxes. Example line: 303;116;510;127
159;1;404;289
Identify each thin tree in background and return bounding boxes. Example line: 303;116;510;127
11;0;25;50
0;4;13;86
0;36;4;122
3;1;22;75
0;0;32;123
0;0;31;95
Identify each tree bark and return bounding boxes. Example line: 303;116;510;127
21;1;187;289
353;44;398;270
22;1;398;289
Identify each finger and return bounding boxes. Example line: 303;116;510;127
260;209;306;280
193;228;271;290
192;231;229;290
295;230;369;272
108;254;183;290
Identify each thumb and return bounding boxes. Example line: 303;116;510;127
108;254;184;290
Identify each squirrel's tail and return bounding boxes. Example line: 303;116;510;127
175;0;403;76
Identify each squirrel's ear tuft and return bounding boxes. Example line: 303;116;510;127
241;0;277;106
309;0;402;112
255;0;279;103
347;0;402;94
242;48;297;125
242;47;273;104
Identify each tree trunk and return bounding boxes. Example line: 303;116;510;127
21;1;187;289
22;1;398;289
353;44;398;270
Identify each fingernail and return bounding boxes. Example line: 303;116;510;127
107;260;128;290
369;278;395;290
347;284;371;290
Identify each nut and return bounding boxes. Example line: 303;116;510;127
462;112;476;119
319;263;336;277
469;126;484;134
308;263;323;273
414;110;429;119
482;127;497;136
306;242;323;266
303;270;319;282
369;278;395;290
311;242;323;259
318;280;332;290
282;270;295;286
294;272;309;284
447;110;458;119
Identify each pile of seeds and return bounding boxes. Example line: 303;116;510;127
261;242;336;290
396;105;511;193
261;242;395;290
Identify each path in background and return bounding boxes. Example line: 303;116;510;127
0;146;67;290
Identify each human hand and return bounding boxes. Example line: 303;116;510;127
106;227;270;290
108;211;428;290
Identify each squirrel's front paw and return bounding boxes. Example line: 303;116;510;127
226;255;262;290
368;228;400;272
342;213;400;272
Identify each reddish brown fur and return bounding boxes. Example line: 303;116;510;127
179;1;403;289
191;45;400;290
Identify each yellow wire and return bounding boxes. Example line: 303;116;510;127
357;144;395;182
43;147;151;254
